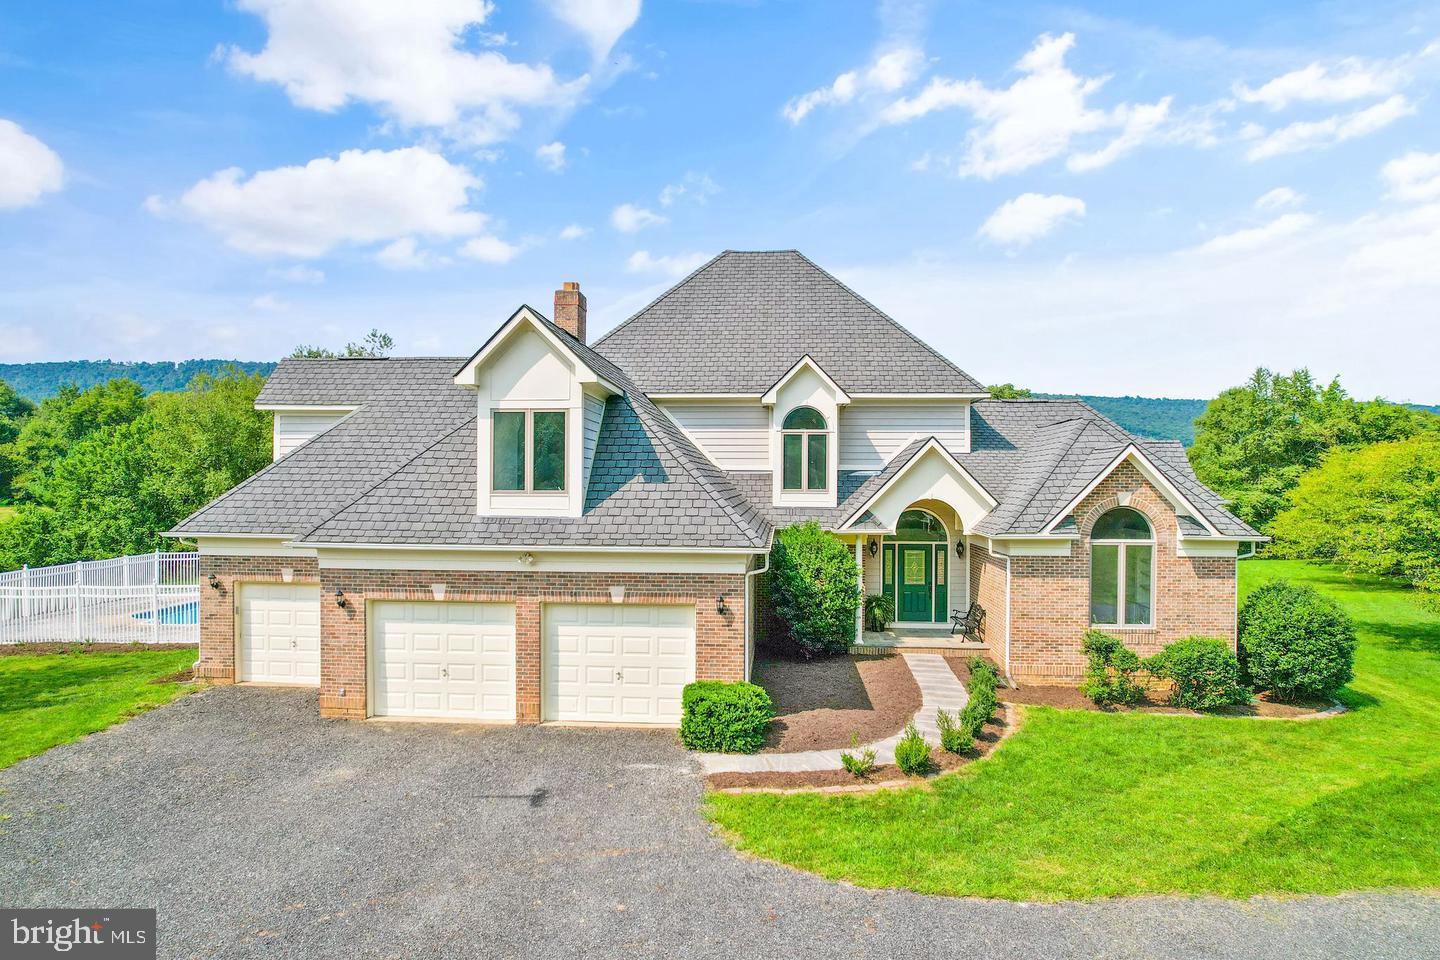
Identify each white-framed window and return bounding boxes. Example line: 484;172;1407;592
491;409;566;493
1089;507;1154;627
781;406;827;491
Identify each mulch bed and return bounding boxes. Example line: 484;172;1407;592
149;667;196;685
706;705;1014;791
0;641;198;657
944;657;1334;719
752;654;920;754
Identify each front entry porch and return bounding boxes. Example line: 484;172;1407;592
853;624;986;656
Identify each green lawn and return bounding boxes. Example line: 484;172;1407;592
0;648;199;769
706;561;1440;900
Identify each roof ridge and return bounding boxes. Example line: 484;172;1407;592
1007;418;1091;528
790;250;984;393
591;250;729;350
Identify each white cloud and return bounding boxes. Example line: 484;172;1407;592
882;33;1173;178
625;250;707;277
1193;212;1316;255
250;293;289;310
1382;151;1440;202
1234;58;1405;111
225;0;587;145
536;141;567;172
375;236;436;270
658;172;719;207
611;202;666;233
784;46;925;123
0;119;64;209
1245;95;1414;161
544;0;641;61
559;223;590;239
171;147;487;257
1255;187;1305;211
267;264;326;284
458;234;520;263
978;193;1086;247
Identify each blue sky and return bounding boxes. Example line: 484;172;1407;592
2;0;1438;401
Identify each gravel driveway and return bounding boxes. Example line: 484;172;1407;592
2;686;1436;960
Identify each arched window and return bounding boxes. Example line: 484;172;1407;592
781;406;827;491
1090;507;1154;627
893;509;947;541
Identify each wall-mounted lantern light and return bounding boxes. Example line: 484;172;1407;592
207;573;221;590
955;540;966;558
335;588;348;608
716;595;729;615
867;538;879;558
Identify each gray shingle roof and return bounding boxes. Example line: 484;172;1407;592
593;250;986;395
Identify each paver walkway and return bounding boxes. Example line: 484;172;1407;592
696;653;968;774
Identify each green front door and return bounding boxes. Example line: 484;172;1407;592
897;544;933;622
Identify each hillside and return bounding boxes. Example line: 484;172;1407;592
0;360;277;401
1039;394;1208;445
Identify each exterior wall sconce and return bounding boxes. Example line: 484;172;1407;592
867;538;879;558
716;595;729;615
281;567;294;583
955;540;966;558
431;583;447;601
335;588;348;608
207;573;221;590
609;585;626;603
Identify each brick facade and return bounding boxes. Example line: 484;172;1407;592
967;541;1009;668
1005;460;1237;684
200;559;745;722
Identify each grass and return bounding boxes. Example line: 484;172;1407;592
705;561;1440;900
0;647;198;769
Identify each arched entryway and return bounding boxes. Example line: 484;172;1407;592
880;508;952;625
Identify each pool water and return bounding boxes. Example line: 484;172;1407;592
132;601;199;625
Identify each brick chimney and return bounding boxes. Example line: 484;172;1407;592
553;281;587;343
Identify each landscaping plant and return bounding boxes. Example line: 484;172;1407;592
679;681;774;753
892;722;932;775
840;733;878;779
968;656;1000;688
863;592;896;632
766;521;860;658
959;687;996;737
935;708;973;754
1079;629;1144;706
1238;580;1357;701
1143;636;1250;710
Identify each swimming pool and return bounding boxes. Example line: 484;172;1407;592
132;601;199;625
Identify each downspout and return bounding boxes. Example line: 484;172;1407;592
1003;553;1013;682
744;546;771;683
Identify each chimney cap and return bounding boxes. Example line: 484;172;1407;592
561;281;581;291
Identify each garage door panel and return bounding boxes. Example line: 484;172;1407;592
371;601;516;721
544;603;696;725
238;584;322;686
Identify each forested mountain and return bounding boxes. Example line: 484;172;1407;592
0;360;277;401
1039;394;1209;445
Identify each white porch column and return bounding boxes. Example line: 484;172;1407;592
854;537;864;646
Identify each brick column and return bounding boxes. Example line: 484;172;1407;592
515;597;542;724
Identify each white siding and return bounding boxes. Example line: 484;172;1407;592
839;401;970;469
581;393;606;493
273;411;349;460
657;401;770;470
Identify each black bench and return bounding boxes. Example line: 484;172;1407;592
950;602;985;639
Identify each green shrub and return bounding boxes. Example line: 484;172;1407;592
893;722;931;775
936;709;974;754
767;522;861;658
1079;629;1144;706
959;686;997;737
863;592;896;632
679;681;774;753
1239;580;1357;701
968;656;1000;689
1143;637;1250;710
840;734;877;778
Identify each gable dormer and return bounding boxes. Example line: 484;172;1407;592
762;356;850;508
453;289;618;518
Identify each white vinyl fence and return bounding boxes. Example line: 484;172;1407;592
0;552;200;645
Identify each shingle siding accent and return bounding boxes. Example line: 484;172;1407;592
200;557;746;722
1006;461;1237;684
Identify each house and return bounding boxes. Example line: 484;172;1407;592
169;250;1263;726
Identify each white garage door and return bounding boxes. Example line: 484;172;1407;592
237;583;321;685
370;601;516;721
544;604;695;724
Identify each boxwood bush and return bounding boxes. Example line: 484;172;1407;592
893;722;932;775
766;522;860;658
1239;580;1357;701
959;685;997;737
1143;636;1250;710
1079;629;1144;706
679;681;774;753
